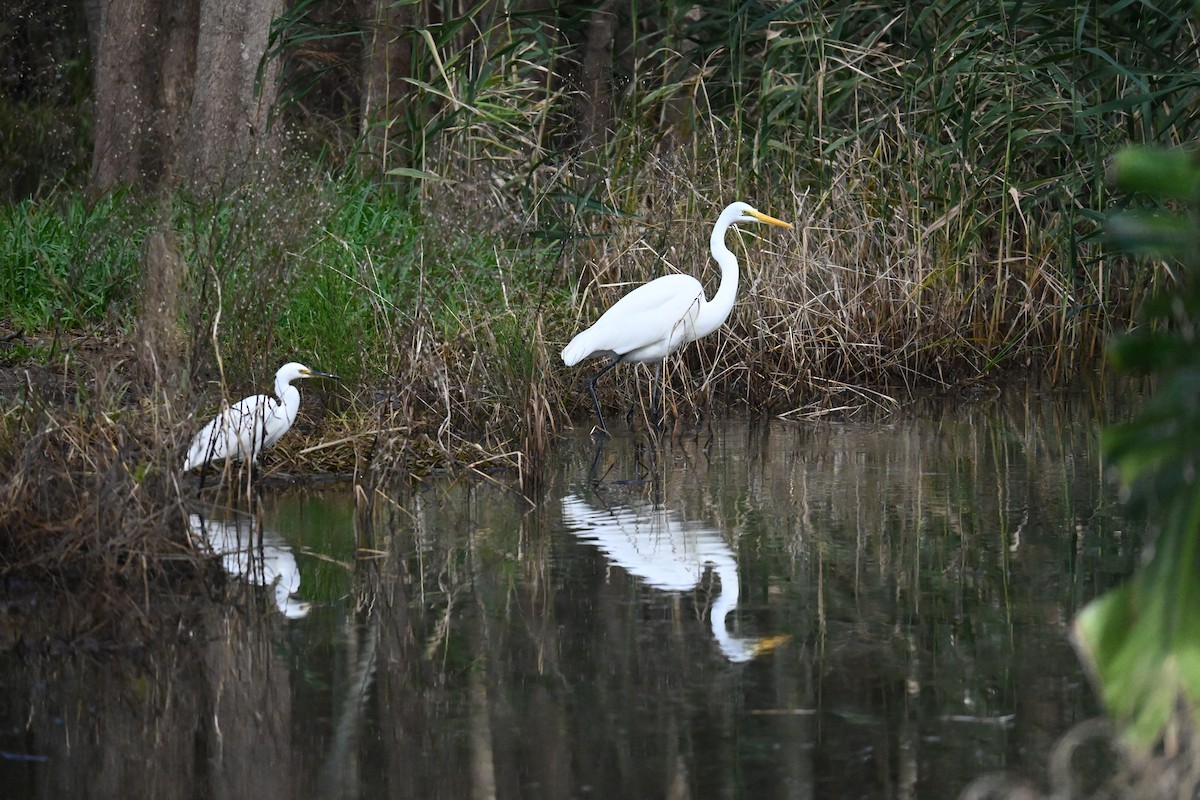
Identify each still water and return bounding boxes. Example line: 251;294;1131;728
2;382;1143;798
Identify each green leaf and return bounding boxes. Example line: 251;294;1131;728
385;167;446;182
1105;209;1198;256
1113;146;1200;199
1074;489;1200;748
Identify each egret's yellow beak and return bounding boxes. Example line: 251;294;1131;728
749;210;793;229
752;634;792;657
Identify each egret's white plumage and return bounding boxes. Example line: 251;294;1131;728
182;361;338;472
188;513;311;619
562;201;791;430
561;493;788;663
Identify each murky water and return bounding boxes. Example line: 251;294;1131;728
1;382;1145;798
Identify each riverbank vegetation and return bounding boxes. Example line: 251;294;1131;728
2;1;1199;653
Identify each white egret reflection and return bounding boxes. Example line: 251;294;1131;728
188;512;310;619
561;493;786;663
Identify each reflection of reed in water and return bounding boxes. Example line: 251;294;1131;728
561;493;786;663
188;512;310;619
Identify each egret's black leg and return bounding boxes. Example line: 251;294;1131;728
588;438;607;486
586;357;621;436
650;363;663;426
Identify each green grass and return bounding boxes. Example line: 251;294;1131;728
0;190;148;330
0;172;563;420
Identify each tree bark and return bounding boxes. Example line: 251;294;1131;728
89;0;282;194
578;0;626;149
358;0;414;176
157;1;200;174
178;0;284;190
90;0;165;190
82;0;105;68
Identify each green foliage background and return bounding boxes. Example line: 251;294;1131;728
1076;142;1200;750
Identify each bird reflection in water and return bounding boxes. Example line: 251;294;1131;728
188;512;311;619
561;493;787;663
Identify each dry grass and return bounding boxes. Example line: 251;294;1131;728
547;133;1134;426
0;353;212;648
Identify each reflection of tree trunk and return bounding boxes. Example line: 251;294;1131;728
897;632;919;800
469;662;498;800
664;715;689;800
202;612;298;800
773;645;817;800
359;0;414;176
318;611;380;797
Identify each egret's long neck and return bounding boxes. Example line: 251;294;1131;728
709;558;756;663
694;220;740;339
275;375;302;425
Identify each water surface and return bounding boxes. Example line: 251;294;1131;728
1;382;1143;798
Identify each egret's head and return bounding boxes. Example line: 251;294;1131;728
724;201;793;230
276;362;341;384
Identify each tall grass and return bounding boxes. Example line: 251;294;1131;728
255;0;1200;425
0;357;192;585
0;190;149;331
4;0;1200;474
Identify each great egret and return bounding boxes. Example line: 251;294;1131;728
561;201;792;432
561;492;787;663
182;361;340;472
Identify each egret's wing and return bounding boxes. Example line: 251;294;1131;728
183;394;280;470
184;410;236;470
563;274;705;364
231;395;291;451
226;394;292;455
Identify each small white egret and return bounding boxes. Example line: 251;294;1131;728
561;201;792;432
182;361;340;473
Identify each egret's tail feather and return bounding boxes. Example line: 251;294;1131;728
561;334;589;367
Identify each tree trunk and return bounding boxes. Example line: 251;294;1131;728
578;0;626;149
88;0;284;391
89;0;282;194
82;0;105;67
178;0;284;190
135;229;186;390
157;1;201;173
358;0;414;176
89;0;166;190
